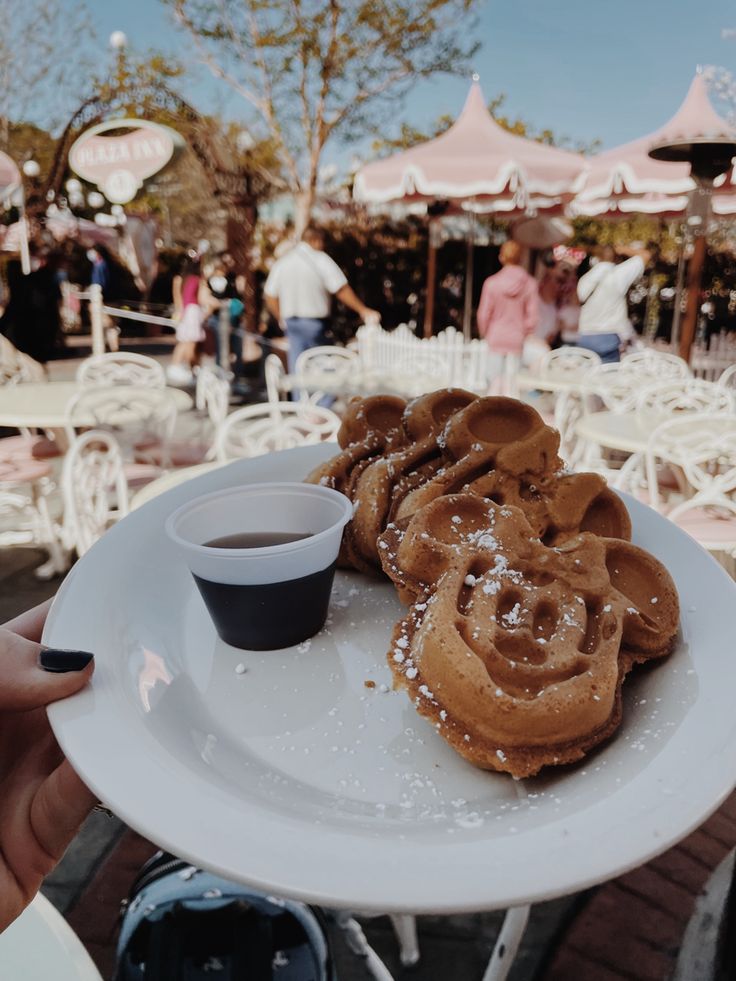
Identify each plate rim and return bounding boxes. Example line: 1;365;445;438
45;445;736;913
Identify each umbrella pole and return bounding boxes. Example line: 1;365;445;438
671;224;687;351
679;232;707;363
462;211;475;341
423;220;438;339
19;187;31;276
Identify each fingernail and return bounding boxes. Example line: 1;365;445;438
39;649;94;673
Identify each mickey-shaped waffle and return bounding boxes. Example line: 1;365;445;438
307;394;408;498
378;493;679;778
395;395;620;536
308;389;477;574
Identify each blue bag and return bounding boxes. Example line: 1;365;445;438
114;851;335;980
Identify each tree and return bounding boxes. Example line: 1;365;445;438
0;0;98;150
163;0;481;233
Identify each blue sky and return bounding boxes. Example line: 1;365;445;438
86;0;736;155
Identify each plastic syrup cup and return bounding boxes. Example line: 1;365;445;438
165;482;352;650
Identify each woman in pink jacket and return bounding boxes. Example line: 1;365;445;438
477;240;540;396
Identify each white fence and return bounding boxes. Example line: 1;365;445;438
690;332;736;381
356;323;490;391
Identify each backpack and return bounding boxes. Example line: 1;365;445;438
114;851;336;980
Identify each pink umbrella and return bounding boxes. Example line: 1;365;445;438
354;81;586;336
578;73;734;204
354;81;586;210
0;150;20;198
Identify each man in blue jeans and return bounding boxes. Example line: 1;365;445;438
574;243;655;362
263;225;379;375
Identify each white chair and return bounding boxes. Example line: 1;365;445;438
76;352;166;387
265;353;288;406
582;363;641;415
717;363;736;394
620;349;691;380
65;386;178;481
293;346;358;403
61;430;129;557
540;347;602;378
538;348;602;466
636;378;735;422
0;456;64;576
215;402;340;462
577;365;647;489
645;414;736;557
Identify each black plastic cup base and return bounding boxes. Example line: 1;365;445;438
193;562;337;651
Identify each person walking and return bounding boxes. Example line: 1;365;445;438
169;256;213;384
574;243;654;363
477;240;539;396
263;224;379;373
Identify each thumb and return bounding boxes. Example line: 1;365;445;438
0;629;94;712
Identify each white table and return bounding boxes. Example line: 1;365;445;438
131;460;226;510
281;368;462;401
575;411;651;455
0;382;192;429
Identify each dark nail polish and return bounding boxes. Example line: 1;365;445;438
40;649;94;673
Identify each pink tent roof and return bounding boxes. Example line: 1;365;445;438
354;82;587;210
579;73;736;201
571;191;736;219
0;150;20;198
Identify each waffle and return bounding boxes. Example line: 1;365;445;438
308;389;477;574
378;494;679;778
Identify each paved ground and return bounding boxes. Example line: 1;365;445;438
3;338;736;978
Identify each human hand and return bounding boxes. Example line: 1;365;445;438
0;600;95;932
362;308;381;326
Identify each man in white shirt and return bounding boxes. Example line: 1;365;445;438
264;225;379;372
575;244;654;362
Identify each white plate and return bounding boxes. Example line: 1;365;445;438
45;444;736;914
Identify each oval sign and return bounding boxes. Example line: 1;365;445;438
69;119;183;204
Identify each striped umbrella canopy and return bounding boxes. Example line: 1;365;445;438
0;151;21;201
354;81;587;214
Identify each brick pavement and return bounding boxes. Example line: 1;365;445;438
58;792;736;980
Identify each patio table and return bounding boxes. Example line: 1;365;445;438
130;460;226;510
0;382;192;430
281;367;461;400
575;410;651;455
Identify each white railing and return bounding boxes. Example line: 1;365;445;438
356;323;491;393
70;285;177;356
690;331;736;381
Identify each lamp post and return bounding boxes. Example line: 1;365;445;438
18;158;41;274
649;135;736;362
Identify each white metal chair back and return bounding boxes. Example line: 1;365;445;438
65;386;178;466
216;402;340;462
293;346;358;402
61;430;129;557
540;347;601;378
195;366;231;429
645;415;736;555
76;352;166;387
636;378;735;422
621;349;691;380
582;363;641;414
264;354;287;406
717;363;736;394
